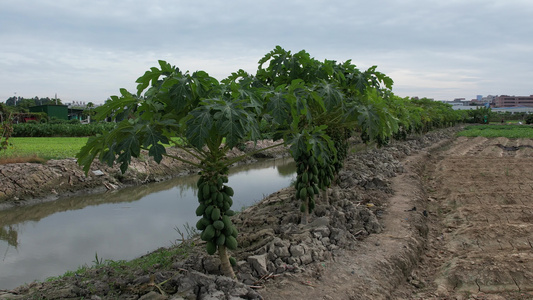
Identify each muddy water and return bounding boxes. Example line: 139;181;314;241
0;158;296;290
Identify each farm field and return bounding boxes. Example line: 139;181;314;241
0;137;89;160
393;136;533;299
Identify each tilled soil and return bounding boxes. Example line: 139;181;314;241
393;136;533;300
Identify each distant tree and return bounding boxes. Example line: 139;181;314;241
5;96;17;106
17;98;37;110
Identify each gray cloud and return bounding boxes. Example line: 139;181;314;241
1;0;532;103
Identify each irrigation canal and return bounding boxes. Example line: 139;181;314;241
0;158;296;290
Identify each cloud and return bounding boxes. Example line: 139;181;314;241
1;0;532;103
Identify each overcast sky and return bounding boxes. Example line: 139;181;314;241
1;0;532;104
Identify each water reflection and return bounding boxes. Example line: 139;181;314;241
0;158;295;290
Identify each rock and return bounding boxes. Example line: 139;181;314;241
289;244;305;257
313;226;331;238
0;293;23;299
247;254;268;275
92;170;104;176
139;291;168;300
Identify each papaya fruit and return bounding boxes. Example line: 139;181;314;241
206;241;217;255
302;172;309;184
224;186;235;197
299;187;308;199
222;215;232;229
211;207;221;221
202;184;211;200
216;234;226;246
225;235;238;250
196;218;208;231
229;256;237;266
205;205;214;217
202;225;216;241
213;220;225;230
195;204;206;217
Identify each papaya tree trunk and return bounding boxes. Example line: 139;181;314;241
218;245;235;279
301;198;309;225
321;189;328;205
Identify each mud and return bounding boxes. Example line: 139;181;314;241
0;128;467;299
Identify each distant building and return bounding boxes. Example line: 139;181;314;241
493;95;533;108
29;105;68;120
29;104;85;121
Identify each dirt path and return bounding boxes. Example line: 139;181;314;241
394;137;533;299
256;138;449;300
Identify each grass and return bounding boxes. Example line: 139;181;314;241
457;124;533;139
1;137;89;161
0;136;184;164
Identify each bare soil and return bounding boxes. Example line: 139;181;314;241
392;136;533;300
5;131;532;300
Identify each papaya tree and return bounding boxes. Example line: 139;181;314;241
76;61;281;278
255;48;342;223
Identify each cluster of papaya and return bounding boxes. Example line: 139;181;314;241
195;172;238;257
294;153;317;212
328;127;350;174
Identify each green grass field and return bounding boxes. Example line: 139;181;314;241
1;137;89;160
458;125;533;139
0;137;184;163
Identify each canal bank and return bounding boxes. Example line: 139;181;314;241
0;140;290;210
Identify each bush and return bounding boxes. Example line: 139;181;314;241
526;114;533;125
12;122;116;137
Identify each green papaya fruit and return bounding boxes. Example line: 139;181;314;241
196;218;208;231
223;202;231;211
205;205;214;217
222;215;232;229
195;204;206;217
206;241;217;255
231;226;238;238
229;256;237;266
202;184;211;200
307;186;315;196
223;186;234;197
299;187;308;199
202;225;215;241
210;184;218;194
213;220;225;230
312;165;319;175
225;235;238;250
211;207;221;221
216;234;226;246
313;185;320;195
302;172;309;183
197;177;205;188
210;192;218;204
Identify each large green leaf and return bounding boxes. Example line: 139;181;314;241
142;125;169;163
185;104;214;149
